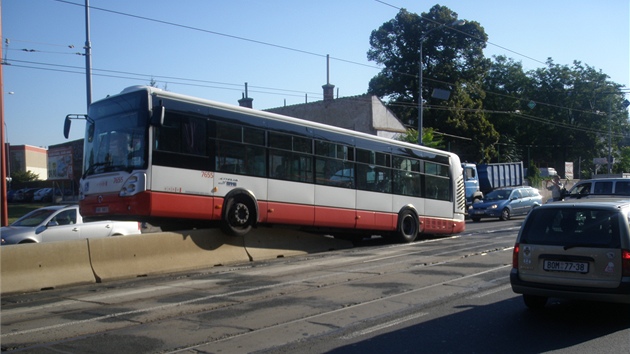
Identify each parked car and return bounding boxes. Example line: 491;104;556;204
469;186;543;222
1;205;142;245
21;188;40;202
539;167;558;177
12;188;25;202
7;189;16;202
511;197;630;309
31;188;63;202
32;188;52;202
564;178;630;200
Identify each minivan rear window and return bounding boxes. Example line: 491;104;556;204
520;208;621;248
593;182;613;194
616;181;630;195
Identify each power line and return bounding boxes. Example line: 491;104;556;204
48;2;630;110
374;0;547;66
10;60;323;97
6;47;84;56
9;2;626;119
5;59;623;140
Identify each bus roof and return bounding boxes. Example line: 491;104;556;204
104;85;459;161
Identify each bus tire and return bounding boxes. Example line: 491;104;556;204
221;196;255;236
396;210;419;243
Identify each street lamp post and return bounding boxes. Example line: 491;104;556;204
417;20;465;145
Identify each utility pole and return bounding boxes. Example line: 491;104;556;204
1;0;8;226
85;0;92;109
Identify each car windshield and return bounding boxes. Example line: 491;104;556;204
11;209;56;227
484;190;512;201
520;208;621;248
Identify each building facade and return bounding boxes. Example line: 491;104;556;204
8;145;47;180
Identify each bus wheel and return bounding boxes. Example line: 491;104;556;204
396;210;419;243
221;196;254;236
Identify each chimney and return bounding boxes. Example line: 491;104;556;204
238;82;254;108
322;54;335;101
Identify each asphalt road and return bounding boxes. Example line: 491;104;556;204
2;217;629;353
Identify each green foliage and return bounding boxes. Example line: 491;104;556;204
526;160;541;188
11;170;40;183
367;5;498;163
396;128;444;150
614;146;630;174
367;6;629;174
149;77;168;90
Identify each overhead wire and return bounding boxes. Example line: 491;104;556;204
6;0;627;135
46;1;630;107
6;59;323;99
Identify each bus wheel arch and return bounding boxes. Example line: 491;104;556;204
221;190;258;237
396;207;419;243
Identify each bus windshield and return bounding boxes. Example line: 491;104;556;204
83;92;150;177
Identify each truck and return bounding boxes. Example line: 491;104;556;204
462;162;525;209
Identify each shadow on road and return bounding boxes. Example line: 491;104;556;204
329;297;630;353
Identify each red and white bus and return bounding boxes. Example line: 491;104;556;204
65;86;466;242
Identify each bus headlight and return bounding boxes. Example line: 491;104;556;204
120;172;147;197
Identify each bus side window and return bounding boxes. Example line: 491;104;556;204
155;113;206;156
181;118;207;156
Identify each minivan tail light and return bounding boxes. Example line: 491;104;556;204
622;249;630;276
512;243;520;268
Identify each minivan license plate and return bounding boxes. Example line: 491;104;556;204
543;260;589;273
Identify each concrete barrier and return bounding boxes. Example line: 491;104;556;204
88;230;250;282
244;227;354;261
0;240;96;294
1;228;354;295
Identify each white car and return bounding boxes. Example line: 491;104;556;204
1;205;142;245
32;188;51;202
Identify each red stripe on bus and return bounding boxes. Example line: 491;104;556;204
315;206;356;228
420;216;465;234
356;210;395;231
82;191;463;235
151;192;217;219
81;192;152;217
266;202;315;226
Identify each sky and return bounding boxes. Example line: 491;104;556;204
2;0;629;148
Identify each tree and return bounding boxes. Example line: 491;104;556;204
483;55;531;162
11;170;40;184
482;57;629;175
367;5;498;162
149;77;168;91
396;127;444;150
614;146;630;174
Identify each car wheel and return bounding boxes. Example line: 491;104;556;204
221;196;255;236
523;294;547;309
500;208;511;221
471;217;481;222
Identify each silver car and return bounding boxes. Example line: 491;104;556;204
510;197;630;309
470;186;543;222
1;205;142;245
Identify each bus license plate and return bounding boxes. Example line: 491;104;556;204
95;206;109;214
543;260;589;273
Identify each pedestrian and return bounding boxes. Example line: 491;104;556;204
546;175;564;202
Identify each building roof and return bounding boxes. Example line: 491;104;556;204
264;94;406;139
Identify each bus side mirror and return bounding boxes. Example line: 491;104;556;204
63;116;72;139
64;114;89;139
151;105;165;127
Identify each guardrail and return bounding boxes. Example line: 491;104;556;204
0;228;353;295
